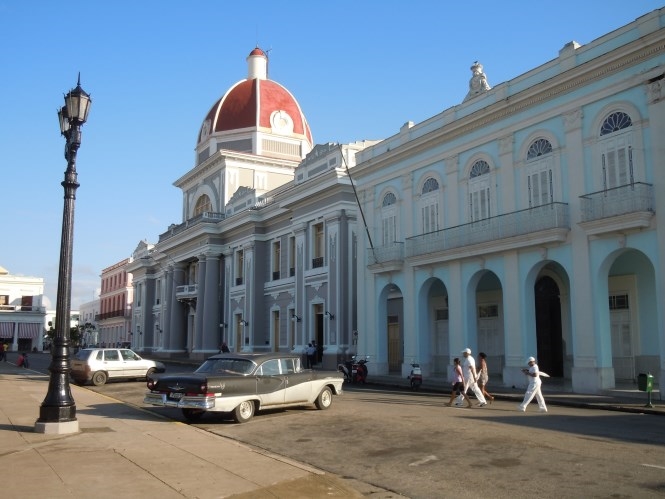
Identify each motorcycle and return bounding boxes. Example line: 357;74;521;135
407;361;423;390
338;355;369;384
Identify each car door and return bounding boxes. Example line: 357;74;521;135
282;358;313;403
120;349;144;377
102;349;124;378
255;359;286;407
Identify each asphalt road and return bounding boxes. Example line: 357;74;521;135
29;353;665;498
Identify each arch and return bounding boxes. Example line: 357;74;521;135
378;283;404;373
188;184;217;219
524;260;571;375
381;191;397;207
416;277;449;375
597;248;659;383
194;194;212;216
465;269;504;373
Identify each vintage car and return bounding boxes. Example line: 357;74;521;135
143;352;344;423
70;348;166;386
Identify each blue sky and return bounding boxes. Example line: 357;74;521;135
1;0;662;309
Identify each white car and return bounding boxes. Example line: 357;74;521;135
70;348;166;386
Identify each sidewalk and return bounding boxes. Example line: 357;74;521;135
0;361;378;499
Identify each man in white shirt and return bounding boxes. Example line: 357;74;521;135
461;348;487;407
518;356;547;412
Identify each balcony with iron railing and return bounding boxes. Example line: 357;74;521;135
404;202;570;262
367;242;405;271
96;308;132;321
176;284;198;298
579;182;654;235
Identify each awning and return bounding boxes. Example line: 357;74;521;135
18;323;41;339
0;322;14;337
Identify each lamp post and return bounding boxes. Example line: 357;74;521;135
35;75;91;434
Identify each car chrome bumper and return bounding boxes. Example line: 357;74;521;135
143;392;215;410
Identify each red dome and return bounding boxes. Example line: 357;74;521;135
198;49;313;148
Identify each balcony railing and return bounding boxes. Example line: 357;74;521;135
405;202;569;258
367;242;404;266
0;305;46;313
176;284;198;297
580;182;654;222
96;309;131;321
312;257;324;269
158;211;225;242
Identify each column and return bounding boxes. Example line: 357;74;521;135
194;255;206;352
203;253;221;352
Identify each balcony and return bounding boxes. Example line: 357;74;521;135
312;257;324;269
158;211;225;242
405;202;569;263
0;305;46;313
367;242;404;272
579;183;654;236
176;284;198;298
96;308;131;321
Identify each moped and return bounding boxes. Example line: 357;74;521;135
407;361;423;390
338;355;369;383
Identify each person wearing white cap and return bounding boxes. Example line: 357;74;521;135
518;356;547;412
461;348;487;407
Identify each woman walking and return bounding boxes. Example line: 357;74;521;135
477;352;494;404
445;358;471;408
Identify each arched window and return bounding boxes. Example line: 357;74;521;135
420;177;440;234
599;111;633;189
469;160;490;221
526;139;554;207
381;192;397;245
194;194;212;216
382;192;397;207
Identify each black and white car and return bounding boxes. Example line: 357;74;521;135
143;352;344;423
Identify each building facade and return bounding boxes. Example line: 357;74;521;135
127;48;375;367
0;266;47;351
354;8;665;393
78;299;100;347
97;259;133;347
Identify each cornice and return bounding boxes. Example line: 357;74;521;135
355;33;665;179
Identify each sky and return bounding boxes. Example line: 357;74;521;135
1;0;663;310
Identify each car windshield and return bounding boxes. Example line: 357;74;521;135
195;358;255;375
74;349;93;361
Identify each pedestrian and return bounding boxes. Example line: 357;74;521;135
1;342;8;361
461;348;487;407
477;352;495;404
306;342;316;368
445;357;471;408
518;356;547;412
219;342;230;353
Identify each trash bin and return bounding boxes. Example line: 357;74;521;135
637;373;653;392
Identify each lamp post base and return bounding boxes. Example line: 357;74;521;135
34;420;79;435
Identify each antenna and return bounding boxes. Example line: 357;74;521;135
265;46;273;77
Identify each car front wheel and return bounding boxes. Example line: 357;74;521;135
145;367;156;379
315;386;333;410
232;400;255;423
92;371;108;386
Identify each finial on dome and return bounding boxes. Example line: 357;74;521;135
247;47;268;80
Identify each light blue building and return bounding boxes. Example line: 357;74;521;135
354;8;665;393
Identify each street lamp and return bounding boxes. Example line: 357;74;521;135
35;75;91;435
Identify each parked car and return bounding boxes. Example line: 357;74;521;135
70;348;166;386
143;352;344;423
